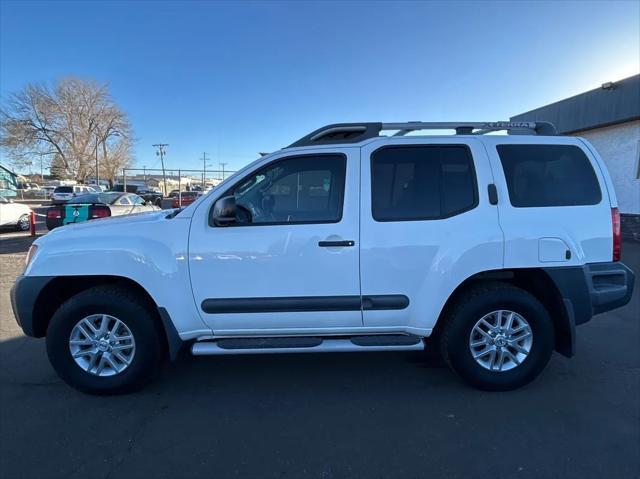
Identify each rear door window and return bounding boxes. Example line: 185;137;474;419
371;145;477;221
497;144;601;207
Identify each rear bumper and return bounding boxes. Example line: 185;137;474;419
545;262;635;326
586;262;635;315
544;262;634;358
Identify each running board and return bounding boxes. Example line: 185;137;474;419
191;335;424;356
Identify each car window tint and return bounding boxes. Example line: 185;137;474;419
371;145;477;221
229;154;346;225
497;144;601;207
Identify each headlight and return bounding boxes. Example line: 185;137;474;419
25;244;38;268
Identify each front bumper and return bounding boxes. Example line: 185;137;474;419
10;275;55;337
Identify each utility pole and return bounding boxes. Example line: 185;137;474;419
153;144;168;195
201;152;209;188
39;152;44;182
219;162;228;181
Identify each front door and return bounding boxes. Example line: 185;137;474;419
189;148;362;334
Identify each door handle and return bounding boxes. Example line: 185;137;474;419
318;240;355;247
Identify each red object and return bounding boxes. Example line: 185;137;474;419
89;205;111;218
172;194;198;208
47;208;62;220
612;207;621;262
29;211;36;237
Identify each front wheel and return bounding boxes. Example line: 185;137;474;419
46;285;164;395
439;283;554;391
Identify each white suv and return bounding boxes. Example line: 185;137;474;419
11;121;635;394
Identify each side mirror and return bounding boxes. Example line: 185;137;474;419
210;195;237;227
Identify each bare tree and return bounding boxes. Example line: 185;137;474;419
0;77;134;182
101;136;134;187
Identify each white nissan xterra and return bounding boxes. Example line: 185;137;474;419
11;121;635;394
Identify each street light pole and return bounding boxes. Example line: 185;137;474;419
219;162;228;181
153;144;169;195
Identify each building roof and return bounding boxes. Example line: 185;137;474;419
0;163;18;176
511;74;640;134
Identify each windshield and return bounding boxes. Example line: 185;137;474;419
69;192;122;204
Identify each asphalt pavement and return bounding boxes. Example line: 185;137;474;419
0;238;638;479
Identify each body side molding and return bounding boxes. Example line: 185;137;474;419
201;295;410;314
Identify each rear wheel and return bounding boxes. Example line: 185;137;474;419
16;214;30;231
46;285;164;395
440;283;554;391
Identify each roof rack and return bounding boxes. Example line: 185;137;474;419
287;121;557;147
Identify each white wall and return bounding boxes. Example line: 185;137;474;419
574;120;640;215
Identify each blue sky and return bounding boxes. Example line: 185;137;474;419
1;0;639;174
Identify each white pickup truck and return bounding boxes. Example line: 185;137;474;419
11;121;635;394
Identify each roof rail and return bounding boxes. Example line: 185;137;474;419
287;121;557;147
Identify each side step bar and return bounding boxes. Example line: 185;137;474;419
191;335;425;356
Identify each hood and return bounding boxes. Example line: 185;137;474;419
36;209;174;245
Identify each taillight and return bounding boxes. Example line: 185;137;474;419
90;205;111;219
612;207;621;262
47;207;62;219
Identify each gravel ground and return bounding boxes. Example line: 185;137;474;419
0;239;638;479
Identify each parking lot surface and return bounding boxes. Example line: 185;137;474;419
0;237;638;479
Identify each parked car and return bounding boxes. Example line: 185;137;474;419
0;196;31;231
11;121;635;395
171;191;201;208
50;185;95;205
111;184;163;206
36;186;56;198
45;192;160;230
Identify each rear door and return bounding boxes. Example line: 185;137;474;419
485;137;612;266
359;138;503;334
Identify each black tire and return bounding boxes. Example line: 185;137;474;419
16;214;30;231
440;282;554;391
46;285;164;395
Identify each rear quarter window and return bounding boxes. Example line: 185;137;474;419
496;144;602;207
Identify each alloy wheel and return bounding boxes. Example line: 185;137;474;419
68;314;136;377
469;310;533;372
